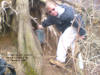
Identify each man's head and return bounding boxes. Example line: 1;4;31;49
46;2;58;16
1;1;10;8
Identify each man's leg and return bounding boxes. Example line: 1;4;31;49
56;26;77;63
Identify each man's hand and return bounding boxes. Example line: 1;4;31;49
79;35;87;40
76;34;87;41
38;25;44;29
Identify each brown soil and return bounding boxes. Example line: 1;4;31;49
0;34;75;75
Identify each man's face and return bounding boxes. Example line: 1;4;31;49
47;4;58;16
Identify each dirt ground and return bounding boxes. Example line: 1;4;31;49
0;34;75;75
1;33;100;75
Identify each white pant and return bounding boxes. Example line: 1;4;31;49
56;26;77;62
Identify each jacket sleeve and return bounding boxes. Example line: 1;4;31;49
42;16;54;27
73;15;86;36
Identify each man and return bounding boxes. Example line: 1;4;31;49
38;2;86;65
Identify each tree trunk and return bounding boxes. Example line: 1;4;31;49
16;0;43;75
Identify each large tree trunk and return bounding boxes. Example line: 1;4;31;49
16;0;43;75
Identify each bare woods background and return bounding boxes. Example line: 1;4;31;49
0;0;100;75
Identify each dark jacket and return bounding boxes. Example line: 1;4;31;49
42;4;86;36
0;58;6;75
0;58;16;75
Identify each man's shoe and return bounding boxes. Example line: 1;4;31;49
49;59;65;69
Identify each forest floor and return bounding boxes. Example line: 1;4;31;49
0;33;100;75
0;34;75;75
41;44;78;75
0;34;25;75
42;55;76;75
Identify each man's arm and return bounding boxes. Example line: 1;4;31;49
42;16;55;27
38;16;54;29
72;15;86;36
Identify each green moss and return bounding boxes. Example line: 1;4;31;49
23;61;38;75
0;0;3;3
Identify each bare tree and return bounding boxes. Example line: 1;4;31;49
16;0;43;75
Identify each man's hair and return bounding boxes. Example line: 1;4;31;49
46;1;56;7
45;1;56;13
1;1;10;8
